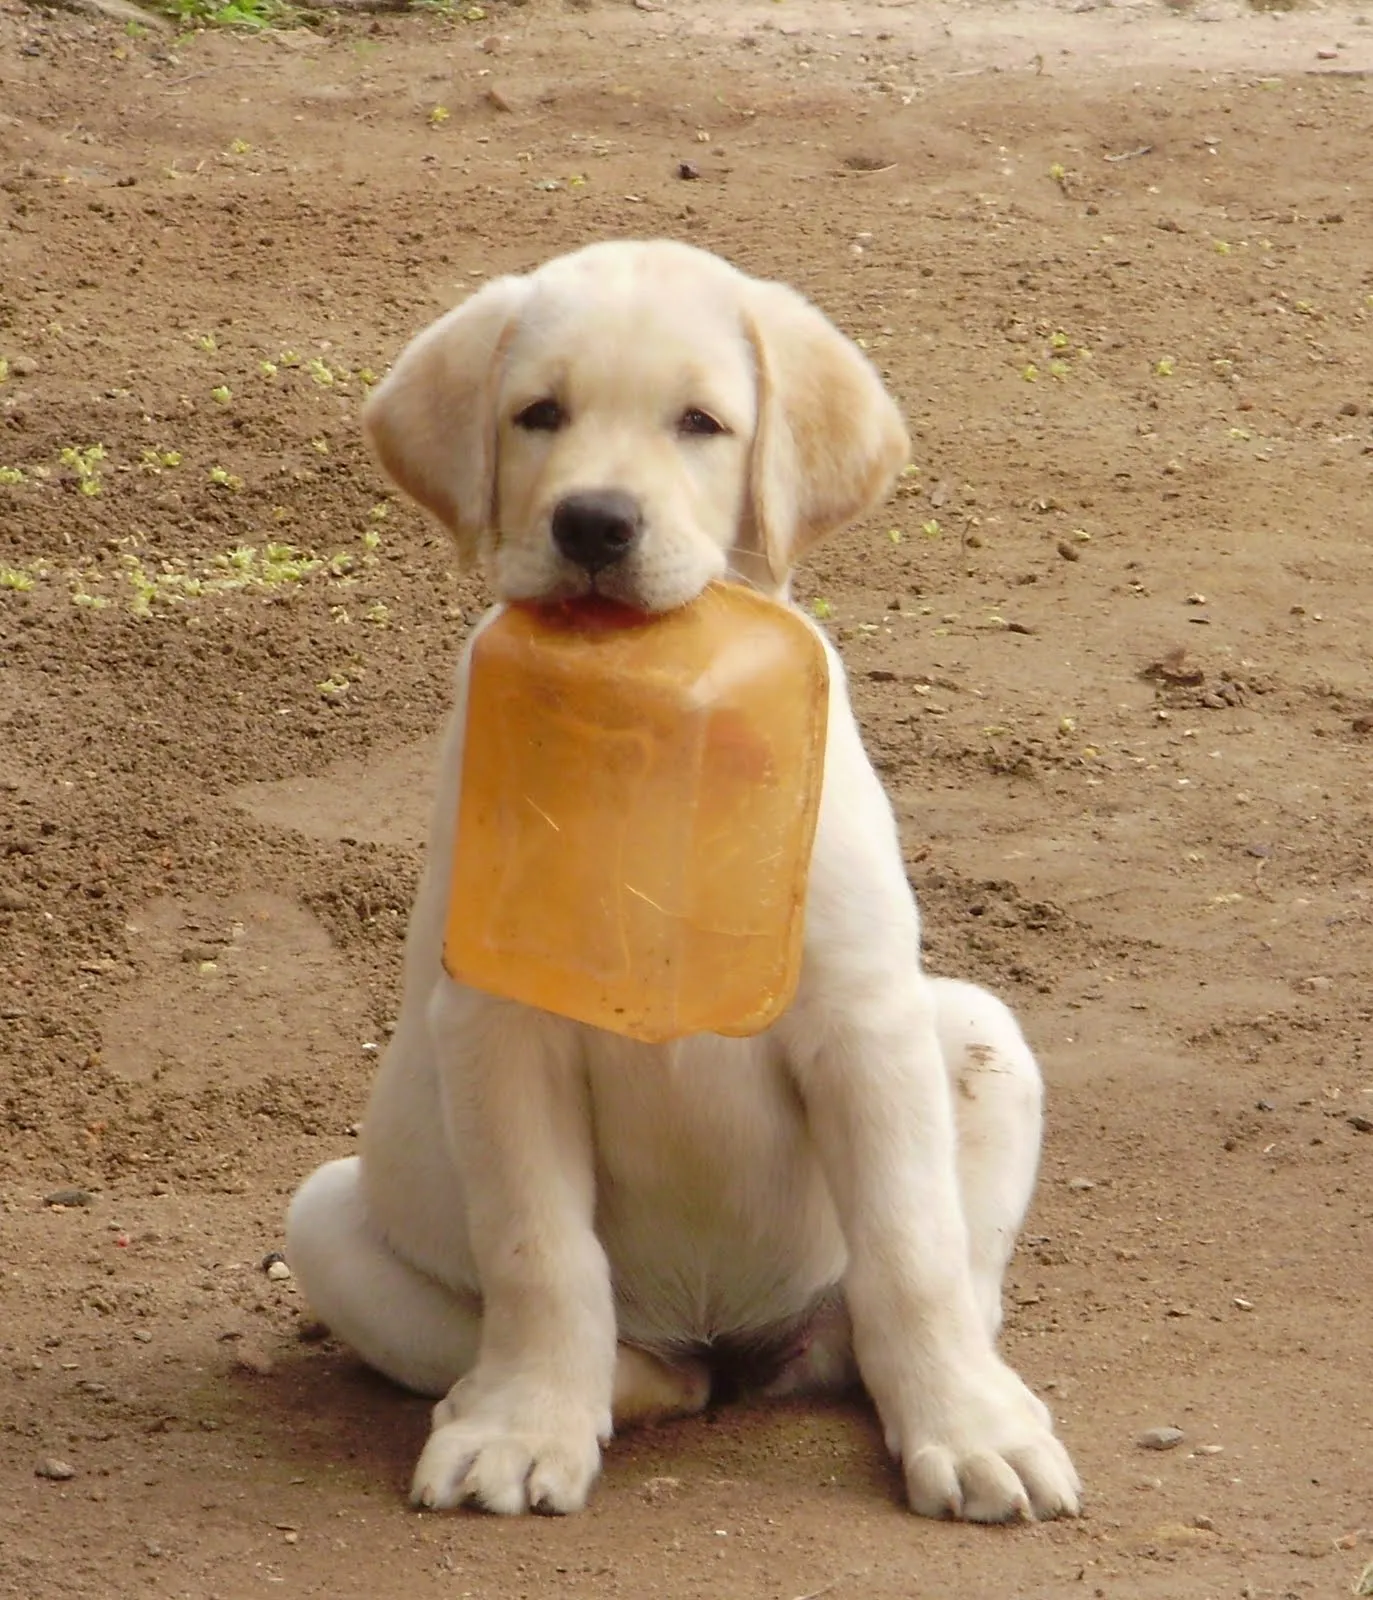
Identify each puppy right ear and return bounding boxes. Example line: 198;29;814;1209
362;275;530;564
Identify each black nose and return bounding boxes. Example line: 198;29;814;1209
551;490;642;575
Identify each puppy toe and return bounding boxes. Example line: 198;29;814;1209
1005;1438;1083;1521
958;1451;1032;1524
526;1441;598;1515
903;1445;964;1520
411;1426;479;1511
462;1438;535;1516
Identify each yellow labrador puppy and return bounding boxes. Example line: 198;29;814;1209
286;240;1081;1524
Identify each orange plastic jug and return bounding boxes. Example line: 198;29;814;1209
443;583;829;1042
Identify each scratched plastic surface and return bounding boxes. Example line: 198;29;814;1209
443;583;829;1043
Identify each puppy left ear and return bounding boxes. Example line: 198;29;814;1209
362;274;530;566
741;279;910;587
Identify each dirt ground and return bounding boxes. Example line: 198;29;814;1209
2;0;1372;1593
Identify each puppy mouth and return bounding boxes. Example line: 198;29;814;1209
499;562;711;618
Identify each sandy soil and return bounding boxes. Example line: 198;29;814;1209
2;0;1371;1594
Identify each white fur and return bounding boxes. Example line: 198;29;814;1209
286;241;1080;1524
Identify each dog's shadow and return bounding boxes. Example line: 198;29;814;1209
226;1335;897;1509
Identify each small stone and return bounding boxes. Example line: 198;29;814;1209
1233;1296;1254;1311
1193;1514;1215;1530
180;944;221;964
36;1457;76;1480
0;887;32;912
1137;1425;1185;1451
234;1344;275;1376
1348;1114;1373;1134
677;161;700;181
1066;1176;1095;1191
1194;1443;1225;1456
266;1259;292;1282
44;1188;94;1208
1298;975;1333;994
1055;538;1081;562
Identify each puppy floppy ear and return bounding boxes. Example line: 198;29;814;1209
741;280;910;586
362;275;530;564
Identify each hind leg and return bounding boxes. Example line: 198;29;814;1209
929;976;1045;1339
286;1156;709;1422
286;1156;482;1397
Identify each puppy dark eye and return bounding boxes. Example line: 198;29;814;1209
514;398;566;432
678;407;727;438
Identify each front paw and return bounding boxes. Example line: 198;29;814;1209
411;1381;606;1516
893;1359;1081;1523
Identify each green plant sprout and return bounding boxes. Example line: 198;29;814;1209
60;444;106;496
211;385;231;404
1;566;34;590
147;0;298;30
0;466;25;485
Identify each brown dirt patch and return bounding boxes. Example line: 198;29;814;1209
2;0;1371;1594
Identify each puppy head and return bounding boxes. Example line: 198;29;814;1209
362;240;908;611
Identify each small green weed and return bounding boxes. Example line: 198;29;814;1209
147;0;299;30
60;444;106;497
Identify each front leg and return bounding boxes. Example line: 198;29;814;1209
782;980;1080;1522
412;988;615;1515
